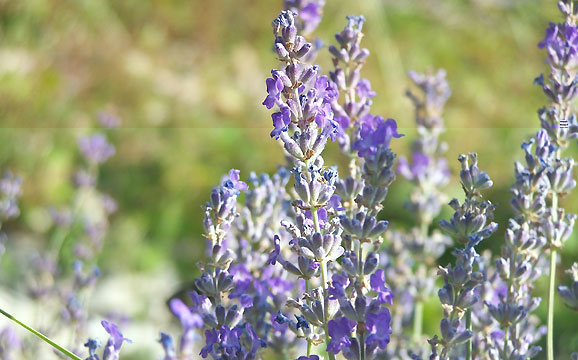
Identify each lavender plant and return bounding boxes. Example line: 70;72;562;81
383;69;452;358
0;120;122;360
264;10;401;360
482;130;553;359
534;1;578;358
427;153;498;360
2;2;578;360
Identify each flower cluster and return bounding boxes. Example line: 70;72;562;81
283;0;324;37
263;8;400;360
84;321;131;360
384;69;452;358
534;2;578;359
15;119;116;358
535;0;578;147
0;172;22;224
427;153;498;360
326;15;372;153
160;170;269;360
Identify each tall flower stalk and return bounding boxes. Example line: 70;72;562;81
389;69;452;351
535;1;578;358
485;130;553;358
428;153;498;360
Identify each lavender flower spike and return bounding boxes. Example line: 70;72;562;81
385;69;451;358
429;153;497;360
536;3;578;359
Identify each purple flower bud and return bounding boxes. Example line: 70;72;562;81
78;134;115;164
101;320;131;360
158;333;177;360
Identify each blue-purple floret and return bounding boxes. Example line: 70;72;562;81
101;321;131;360
327;317;356;354
352;116;403;157
0;172;22;221
78;134;116;164
83;321;130;360
283;0;324;36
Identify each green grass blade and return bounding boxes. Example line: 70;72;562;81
0;307;83;360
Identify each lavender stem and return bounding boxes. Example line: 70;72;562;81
465;309;472;360
547;248;558;360
413;300;423;343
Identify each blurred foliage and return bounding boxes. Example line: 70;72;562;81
1;0;578;358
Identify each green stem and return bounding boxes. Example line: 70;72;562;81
305;278;313;356
319;260;335;360
0;308;82;360
547;191;558;360
412;221;429;341
465;309;472;360
503;324;509;359
547;248;557;360
359;331;366;360
312;208;320;234
413;300;423;342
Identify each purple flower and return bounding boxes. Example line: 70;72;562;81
356;78;376;99
240;294;254;308
0;173;21;199
267;235;282;265
274;311;289;324
98;111;121;128
352;116;403;157
229;278;251;300
79;134;115;164
284;0;325;35
314;103;335;130
101;320;131;360
398;152;430;180
84;338;100;360
263;75;284;109
169;298;203;329
243;322;267;354
295;315;310;329
189;291;212;313
370;269;394;305
298;356;321;360
327;316;356;354
220;326;242;352
267;275;294;295
224;169;248;192
158;332;177;360
304;207;328;227
298;1;323;34
365;308;392;350
200;329;219;358
270;106;292;139
328;273;349;300
328;194;344;211
314;75;339;103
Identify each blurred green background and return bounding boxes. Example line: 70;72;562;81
1;0;577;358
